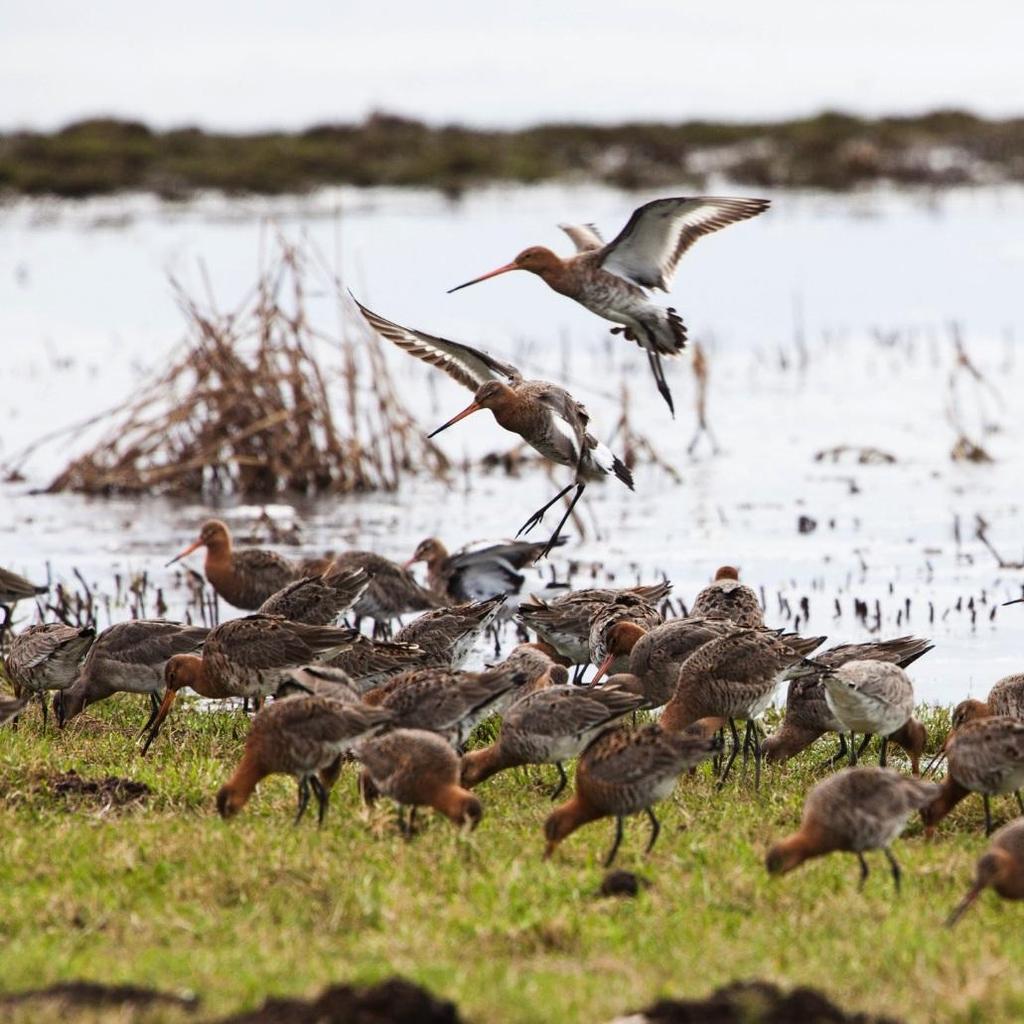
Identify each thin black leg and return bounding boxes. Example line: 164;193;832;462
310;775;329;827
740;719;753;775
752;721;763;792
879;736;889;768
644;806;661;855
294;776;311;825
717;719;741;789
604;816;625;868
883;847;902;894
39;692;48;731
857;852;870;891
537;484;586;561
550;761;568;801
646;349;675;416
572;664;587;685
516;483;576;538
141;693;160;734
855;734;871;762
983;793;993;836
849;732;857;766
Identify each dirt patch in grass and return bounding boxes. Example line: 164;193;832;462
624;981;903;1023
218;978;462;1024
0;980;198;1012
47;770;151;808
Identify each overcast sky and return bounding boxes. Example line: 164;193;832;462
3;1;1023;131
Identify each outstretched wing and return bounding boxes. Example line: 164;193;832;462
351;295;521;391
558;223;604;252
599;196;770;292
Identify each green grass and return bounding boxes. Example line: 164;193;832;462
2;110;1024;198
0;699;1022;1023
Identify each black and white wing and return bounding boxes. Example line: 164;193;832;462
558;223;604;253
599;196;770;292
351;295;521;391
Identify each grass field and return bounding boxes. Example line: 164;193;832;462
0;697;1021;1023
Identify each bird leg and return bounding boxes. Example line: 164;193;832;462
644;806;661;856
752;721;763;792
537;484;586;561
646;349;675;417
849;732;857;766
857;852;870;892
983;794;994;836
879;735;889;768
516;483;576;538
550;761;568;801
716;719;742;789
38;692;48;732
814;733;848;772
309;775;329;828
294;776;311;826
603;816;625;868
141;692;161;734
883;847;902;895
571;664;587;685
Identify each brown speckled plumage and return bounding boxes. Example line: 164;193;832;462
217;695;394;824
258;566;369;625
766;767;940;891
6;623;95;697
543;723;718;865
517;582;672;664
393;597;504;668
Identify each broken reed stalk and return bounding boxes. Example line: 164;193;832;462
686;341;720;456
40;240;449;498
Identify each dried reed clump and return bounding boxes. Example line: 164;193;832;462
43;242;448;497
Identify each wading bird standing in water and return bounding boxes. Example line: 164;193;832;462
447;196;769;414
351;298;632;560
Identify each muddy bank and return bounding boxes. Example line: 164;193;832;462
617;980;902;1024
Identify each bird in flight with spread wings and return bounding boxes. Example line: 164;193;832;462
351;296;633;561
447;196;769;415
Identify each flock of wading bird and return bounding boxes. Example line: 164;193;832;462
3;196;1024;930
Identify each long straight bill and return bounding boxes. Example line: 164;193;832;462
427;402;481;438
447;262;519;294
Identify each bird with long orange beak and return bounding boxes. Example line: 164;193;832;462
946;818;1024;926
352;298;632;560
141;614;358;754
447;196;769;414
166;518;300;610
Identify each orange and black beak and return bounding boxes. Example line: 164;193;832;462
427;401;482;439
946;884;983;927
589;654;615;687
447;262;519;294
140;689;177;755
165;539;203;568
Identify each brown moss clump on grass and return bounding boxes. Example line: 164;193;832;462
41;241;448;498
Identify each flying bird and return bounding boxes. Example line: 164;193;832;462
351;297;632;559
447;196;769;414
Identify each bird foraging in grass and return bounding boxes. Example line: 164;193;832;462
766;767;940;893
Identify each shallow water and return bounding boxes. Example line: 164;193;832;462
2;184;1023;703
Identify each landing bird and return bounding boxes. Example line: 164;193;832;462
405;536;566;604
352;298;632;559
447;196;770;414
766;767;940;893
946;819;1024;926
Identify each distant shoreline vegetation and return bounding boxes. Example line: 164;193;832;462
2;109;1023;199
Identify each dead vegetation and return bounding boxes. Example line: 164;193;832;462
947;324;1003;463
27;241;449;498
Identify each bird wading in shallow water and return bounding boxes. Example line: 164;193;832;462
447;196;769;414
352;298;632;559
